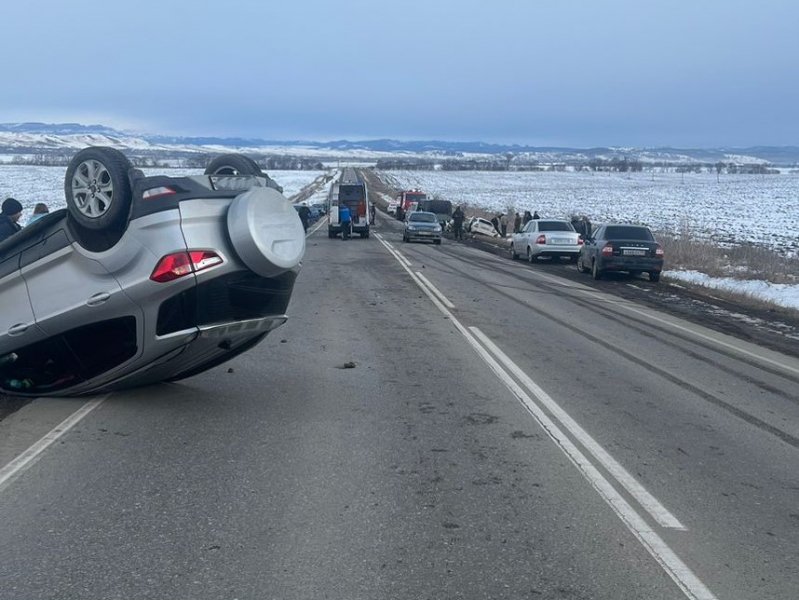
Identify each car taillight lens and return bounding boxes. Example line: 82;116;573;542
150;250;223;283
601;244;614;256
577;236;584;245
536;234;546;244
655;245;664;257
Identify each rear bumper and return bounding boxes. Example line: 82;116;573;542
532;244;581;257
599;257;664;272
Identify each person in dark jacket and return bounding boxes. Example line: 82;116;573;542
532;211;540;220
452;205;465;240
523;210;533;225
296;204;311;232
490;214;501;236
0;198;23;243
514;212;522;233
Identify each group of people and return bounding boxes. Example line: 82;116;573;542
450;206;593;241
0;198;50;244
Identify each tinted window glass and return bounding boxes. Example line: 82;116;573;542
538;221;574;232
409;213;437;223
604;226;654;241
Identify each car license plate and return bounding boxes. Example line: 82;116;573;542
552;238;571;245
623;249;647;256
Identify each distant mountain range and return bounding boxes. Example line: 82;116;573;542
1;122;798;165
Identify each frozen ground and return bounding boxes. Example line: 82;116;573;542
383;170;799;310
0;165;327;214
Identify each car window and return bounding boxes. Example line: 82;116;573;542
538;221;574;232
409;212;437;223
604;226;654;241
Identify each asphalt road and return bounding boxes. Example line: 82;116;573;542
1;212;798;600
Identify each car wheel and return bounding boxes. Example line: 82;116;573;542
592;259;602;280
204;153;263;176
527;247;535;263
64;146;134;232
649;271;661;282
435;239;441;245
576;254;588;273
509;243;518;260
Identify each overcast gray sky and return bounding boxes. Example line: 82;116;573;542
2;0;797;147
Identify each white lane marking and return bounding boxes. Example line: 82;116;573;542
485;256;799;378
470;326;685;531
375;235;717;600
0;396;107;493
415;272;455;309
307;217;327;236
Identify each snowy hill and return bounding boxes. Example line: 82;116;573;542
1;122;798;166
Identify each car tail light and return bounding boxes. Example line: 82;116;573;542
601;244;614;256
577;236;584;245
150;250;223;283
655;244;664;257
142;186;177;201
536;234;546;244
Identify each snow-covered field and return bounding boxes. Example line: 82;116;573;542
0;165;327;213
384;169;799;310
384;170;799;256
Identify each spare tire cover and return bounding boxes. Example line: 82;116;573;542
227;187;305;277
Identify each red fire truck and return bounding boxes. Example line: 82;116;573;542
395;189;426;219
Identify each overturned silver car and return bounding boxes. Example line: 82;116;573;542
0;147;305;396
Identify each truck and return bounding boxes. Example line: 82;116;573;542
419;198;453;229
395;189;427;220
328;168;371;238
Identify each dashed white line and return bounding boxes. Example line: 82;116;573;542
0;396;107;493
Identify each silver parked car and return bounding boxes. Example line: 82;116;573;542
0;147;305;396
403;211;442;244
509;219;583;262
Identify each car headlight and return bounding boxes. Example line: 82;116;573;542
407;225;417;231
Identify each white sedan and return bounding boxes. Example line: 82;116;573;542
467;217;500;238
509;219;583;262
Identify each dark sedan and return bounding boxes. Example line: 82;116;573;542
576;224;664;282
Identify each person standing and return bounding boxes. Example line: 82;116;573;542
500;213;508;237
532;211;541;220
490;214;501;236
523;210;533;226
339;205;352;240
452;205;465;240
0;198;23;243
297;204;311;232
514;212;522;233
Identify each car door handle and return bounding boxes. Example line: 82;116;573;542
8;323;30;336
86;292;112;307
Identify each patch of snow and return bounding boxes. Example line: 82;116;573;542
667;270;799;310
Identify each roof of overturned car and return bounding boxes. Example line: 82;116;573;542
0;147;305;397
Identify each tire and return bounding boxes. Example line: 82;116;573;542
592;259;602;280
64;146;134;232
434;239;441;245
527;247;534;263
576;254;589;273
204;154;263;176
509;243;518;260
649;271;661;282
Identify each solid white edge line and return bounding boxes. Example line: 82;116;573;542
415;272;455;309
0;396;107;493
375;235;717;600
504;264;798;378
469;326;686;530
